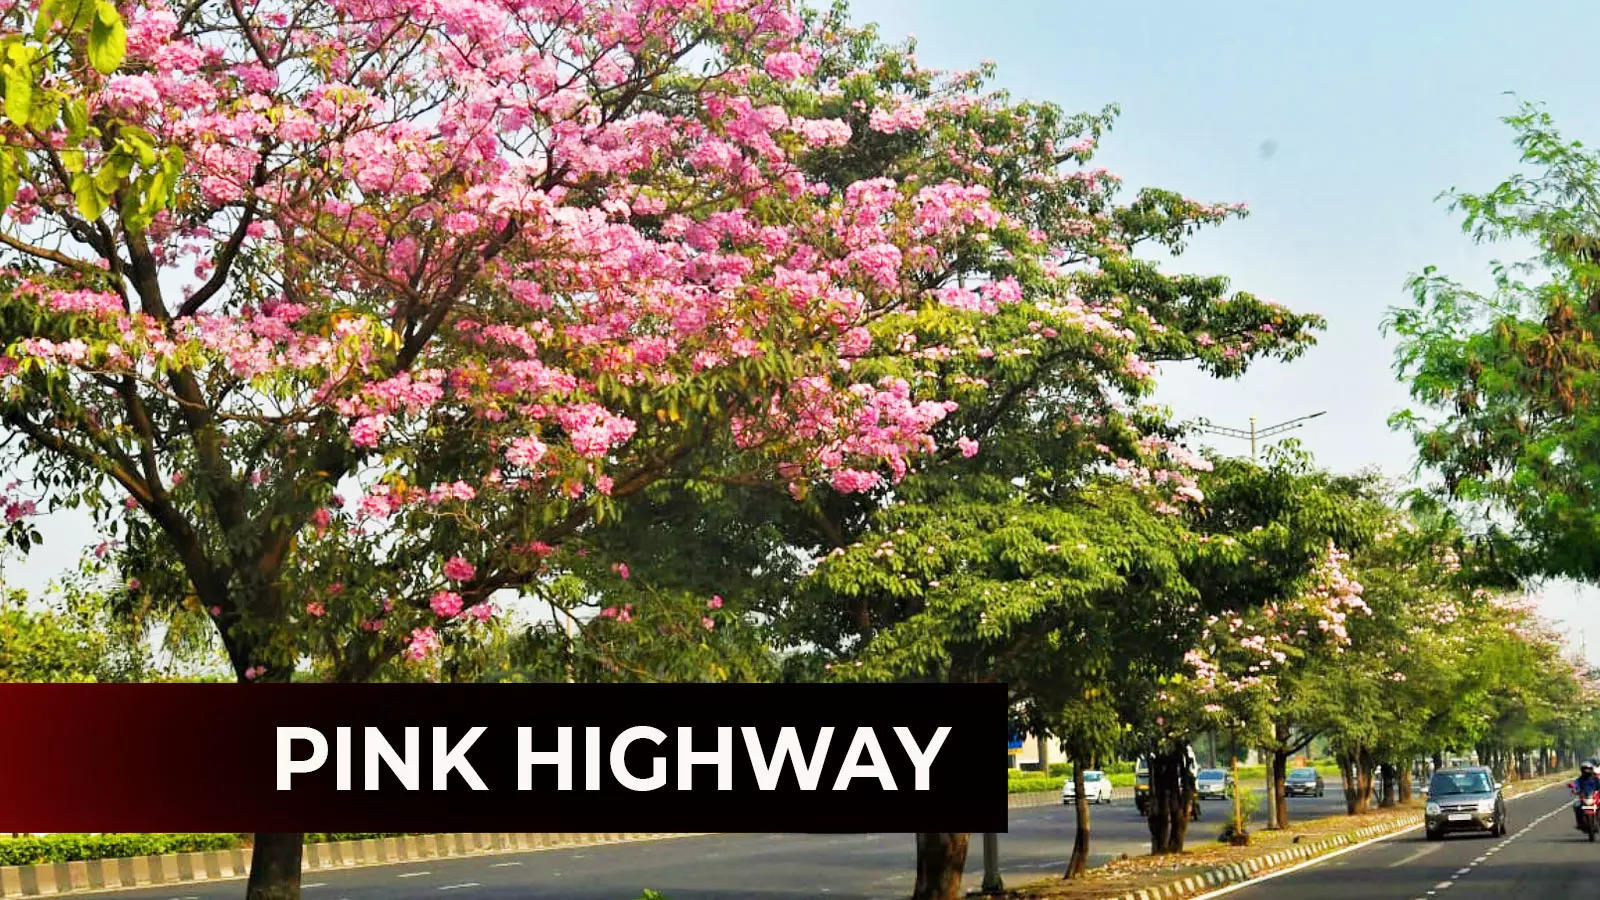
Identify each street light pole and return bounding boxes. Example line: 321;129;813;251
981;832;1002;892
1189;411;1327;462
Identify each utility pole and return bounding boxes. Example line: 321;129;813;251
981;832;1002;892
1189;411;1327;462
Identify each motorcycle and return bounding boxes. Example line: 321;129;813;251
1571;782;1598;841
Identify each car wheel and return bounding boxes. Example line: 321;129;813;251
1425;827;1439;841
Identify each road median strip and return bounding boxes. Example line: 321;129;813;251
0;832;709;898
1002;773;1571;900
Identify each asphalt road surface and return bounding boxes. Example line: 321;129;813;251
89;787;1349;900
1225;784;1588;900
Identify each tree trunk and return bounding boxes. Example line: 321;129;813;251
1338;750;1375;815
912;832;969;900
246;833;303;900
1065;763;1090;879
1271;747;1289;828
1339;755;1358;814
1398;767;1412;804
1379;763;1397;808
1146;748;1193;854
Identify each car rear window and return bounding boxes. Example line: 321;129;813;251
1290;768;1316;777
1198;769;1226;778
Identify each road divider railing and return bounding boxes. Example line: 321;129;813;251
0;831;704;898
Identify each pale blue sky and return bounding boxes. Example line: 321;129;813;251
6;1;1600;657
851;0;1600;656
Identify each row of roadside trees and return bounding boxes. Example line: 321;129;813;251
2;2;1600;899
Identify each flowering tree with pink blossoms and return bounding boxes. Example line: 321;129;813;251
1167;535;1370;829
0;0;1050;894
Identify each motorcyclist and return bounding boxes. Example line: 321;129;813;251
1573;761;1600;829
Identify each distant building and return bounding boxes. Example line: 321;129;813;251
1009;733;1063;770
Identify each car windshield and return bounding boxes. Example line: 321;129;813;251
1290;768;1317;777
1083;772;1102;781
1198;769;1226;779
1429;771;1493;795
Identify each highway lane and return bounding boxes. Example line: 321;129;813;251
1221;783;1583;900
87;788;1349;900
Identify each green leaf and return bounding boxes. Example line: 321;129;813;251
0;147;18;210
93;153;133;193
4;63;33;127
119;127;158;167
87;0;125;74
62;97;87;140
28;93;59;132
71;172;106;220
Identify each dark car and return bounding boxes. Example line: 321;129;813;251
1424;767;1506;840
1134;757;1151;814
1285;766;1325;797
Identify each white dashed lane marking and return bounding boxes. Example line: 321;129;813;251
397;870;432;878
1417;802;1568;896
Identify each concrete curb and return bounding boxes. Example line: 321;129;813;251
1010;789;1066;810
1089;819;1420;900
1096;776;1568;900
0;832;704;897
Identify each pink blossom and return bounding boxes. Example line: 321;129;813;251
830;468;881;493
764;51;806;81
430;591;464;618
305;601;326;618
404;627;440;661
443;556;476;582
708;595;724;610
505;436;548;468
956;437;980;458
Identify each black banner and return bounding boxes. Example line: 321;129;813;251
0;683;1006;832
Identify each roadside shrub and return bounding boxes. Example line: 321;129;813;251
301;833;410;844
1007;773;1065;793
0;834;239;867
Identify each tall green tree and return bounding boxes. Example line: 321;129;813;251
1389;101;1600;580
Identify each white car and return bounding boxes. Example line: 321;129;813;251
1061;770;1114;804
1196;768;1235;800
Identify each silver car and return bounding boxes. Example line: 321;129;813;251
1424;767;1506;839
1196;768;1235;800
